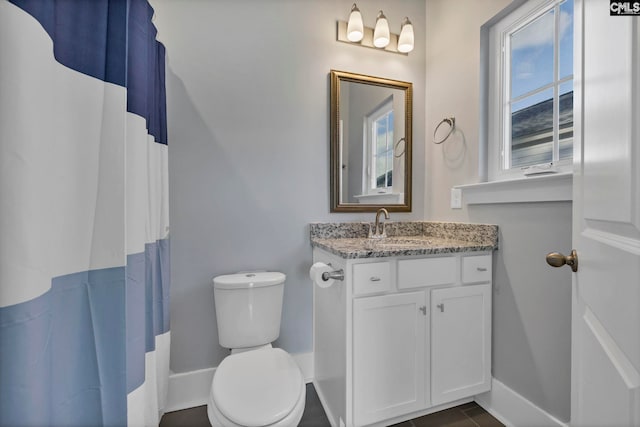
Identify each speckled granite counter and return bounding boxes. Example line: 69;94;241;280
310;221;498;259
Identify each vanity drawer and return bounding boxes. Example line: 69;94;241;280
398;256;457;289
353;262;391;295
462;254;492;283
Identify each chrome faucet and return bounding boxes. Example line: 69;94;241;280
371;207;390;238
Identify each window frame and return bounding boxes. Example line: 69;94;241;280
488;0;574;182
363;96;394;195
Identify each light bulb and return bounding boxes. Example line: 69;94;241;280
373;11;390;48
346;3;364;42
397;17;414;53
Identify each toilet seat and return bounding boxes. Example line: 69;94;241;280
210;348;304;427
208;385;305;427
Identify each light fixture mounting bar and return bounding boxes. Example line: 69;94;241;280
336;21;407;56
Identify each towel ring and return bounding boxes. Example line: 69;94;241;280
394;137;406;158
433;117;455;144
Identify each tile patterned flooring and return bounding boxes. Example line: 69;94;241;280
159;384;504;427
390;402;504;427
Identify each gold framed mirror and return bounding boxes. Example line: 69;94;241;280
330;70;412;212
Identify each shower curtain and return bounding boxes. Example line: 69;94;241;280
0;0;170;426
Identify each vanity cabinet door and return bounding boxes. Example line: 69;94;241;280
353;291;427;426
431;284;491;406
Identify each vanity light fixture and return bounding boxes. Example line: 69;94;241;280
373;11;390;48
397;17;414;53
337;4;414;55
346;3;364;42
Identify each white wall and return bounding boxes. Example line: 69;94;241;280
151;0;426;373
424;0;572;421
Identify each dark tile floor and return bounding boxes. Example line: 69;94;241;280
390;401;504;427
160;383;503;427
159;383;329;427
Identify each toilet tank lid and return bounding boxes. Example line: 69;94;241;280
212;272;286;289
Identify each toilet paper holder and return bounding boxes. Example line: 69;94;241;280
322;268;344;282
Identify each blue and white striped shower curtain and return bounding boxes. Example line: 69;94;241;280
0;0;170;425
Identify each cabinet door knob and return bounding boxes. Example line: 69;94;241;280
419;305;427;315
437;303;444;312
369;276;381;282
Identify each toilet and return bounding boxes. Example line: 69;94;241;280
207;272;306;427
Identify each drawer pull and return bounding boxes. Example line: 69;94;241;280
370;276;381;282
476;267;488;272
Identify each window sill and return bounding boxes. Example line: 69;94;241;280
455;172;572;205
353;193;404;204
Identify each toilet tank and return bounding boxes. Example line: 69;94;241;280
212;272;285;349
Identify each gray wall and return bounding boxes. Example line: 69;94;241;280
151;0;572;422
150;0;426;373
424;0;572;421
471;203;572;421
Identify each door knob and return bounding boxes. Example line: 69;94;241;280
546;250;578;272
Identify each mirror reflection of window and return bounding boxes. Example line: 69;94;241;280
365;97;394;194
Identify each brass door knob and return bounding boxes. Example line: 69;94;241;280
546;250;578;272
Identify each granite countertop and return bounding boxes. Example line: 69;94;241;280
310;221;498;259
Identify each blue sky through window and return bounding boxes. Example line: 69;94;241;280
506;0;574;169
510;0;573;104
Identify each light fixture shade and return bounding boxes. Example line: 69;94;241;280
397;17;414;53
346;3;364;42
373;11;390;48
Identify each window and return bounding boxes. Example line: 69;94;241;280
488;0;574;180
365;97;394;194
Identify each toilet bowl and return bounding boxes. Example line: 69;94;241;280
207;347;305;427
207;272;306;427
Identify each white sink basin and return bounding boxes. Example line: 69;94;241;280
365;237;433;249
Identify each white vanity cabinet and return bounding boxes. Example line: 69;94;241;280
313;249;493;427
431;283;491;406
353;291;427;425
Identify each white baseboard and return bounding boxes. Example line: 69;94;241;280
166;351;314;413
475;378;568;427
293;351;314;383
166;366;215;412
166;361;567;427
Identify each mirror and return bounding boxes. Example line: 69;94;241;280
330;70;412;212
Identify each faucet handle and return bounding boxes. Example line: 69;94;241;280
378;222;387;238
368;220;387;239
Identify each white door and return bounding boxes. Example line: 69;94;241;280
431;284;491;406
352;291;427;426
570;1;640;425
